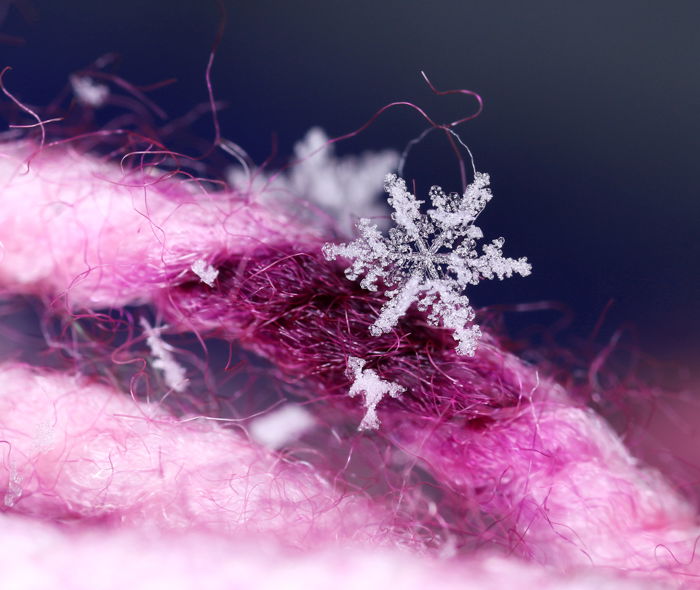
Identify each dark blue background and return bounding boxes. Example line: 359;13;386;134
2;0;699;371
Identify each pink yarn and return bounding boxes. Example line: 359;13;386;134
0;141;698;588
162;242;700;579
0;513;649;590
0;363;390;547
0;144;320;307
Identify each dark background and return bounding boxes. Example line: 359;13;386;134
2;0;698;372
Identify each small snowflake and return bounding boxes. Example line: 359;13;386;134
346;357;404;430
70;75;109;108
191;259;219;287
323;173;531;355
227;127;398;236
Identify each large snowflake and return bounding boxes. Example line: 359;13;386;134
323;173;531;356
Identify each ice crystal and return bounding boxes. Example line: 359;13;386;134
140;318;189;392
227;127;398;236
249;404;315;449
346;357;404;430
70;75;109;108
324;173;531;356
191;259;219;287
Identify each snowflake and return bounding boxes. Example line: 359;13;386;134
227;127;398;236
190;259;219;287
346;357;404;430
70;75;109;108
323;173;531;356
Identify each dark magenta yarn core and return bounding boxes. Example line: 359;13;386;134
163;244;537;424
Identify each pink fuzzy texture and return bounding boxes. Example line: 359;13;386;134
0;142;698;588
0;514;650;590
0;144;320;307
162;245;700;582
389;399;700;573
0;364;654;589
0;363;388;546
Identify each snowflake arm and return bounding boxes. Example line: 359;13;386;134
323;173;532;356
370;275;422;336
420;281;481;356
385;174;423;235
346;357;404;430
322;219;391;291
470;238;532;280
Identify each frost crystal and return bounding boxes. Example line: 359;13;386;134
324;173;531;356
346;356;404;430
249;404;315;449
227;127;398;236
70;75;109;108
140;318;189;393
191;259;219;287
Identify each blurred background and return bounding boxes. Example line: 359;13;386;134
1;0;698;374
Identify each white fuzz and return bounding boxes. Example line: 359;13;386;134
249;404;315;449
70;75;109;108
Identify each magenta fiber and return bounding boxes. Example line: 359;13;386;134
163;245;700;577
1;143;700;587
163;246;532;420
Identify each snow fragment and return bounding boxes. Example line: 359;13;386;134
191;259;219;287
140;318;189;393
346;357;404;430
70;75;109;108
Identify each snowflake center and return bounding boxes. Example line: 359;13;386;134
413;253;440;280
409;238;443;280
